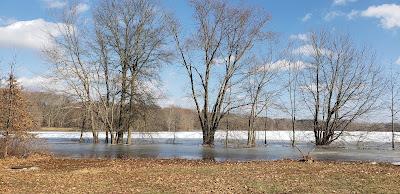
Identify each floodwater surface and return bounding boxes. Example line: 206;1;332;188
34;131;400;163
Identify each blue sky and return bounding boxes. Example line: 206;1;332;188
0;0;399;111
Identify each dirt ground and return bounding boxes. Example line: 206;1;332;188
0;155;399;193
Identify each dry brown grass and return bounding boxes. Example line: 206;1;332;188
0;156;399;193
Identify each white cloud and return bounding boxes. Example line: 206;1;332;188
302;13;312;22
396;57;400;65
41;0;67;8
18;76;56;91
213;55;236;65
0;16;17;26
293;44;331;57
74;3;90;14
333;0;357;6
41;1;89;14
361;4;400;29
0;19;63;50
262;60;308;72
324;11;344;21
158;96;194;108
289;33;309;41
347;10;359;20
300;83;321;93
293;44;314;56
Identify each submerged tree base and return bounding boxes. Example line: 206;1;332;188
1;156;400;193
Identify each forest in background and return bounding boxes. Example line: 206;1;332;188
25;91;397;133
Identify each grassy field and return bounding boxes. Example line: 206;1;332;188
1;156;400;193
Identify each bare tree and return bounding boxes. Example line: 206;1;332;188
165;106;176;132
93;0;170;144
287;59;300;147
89;25;120;144
45;0;170;144
172;107;180;144
169;0;271;146
44;3;101;143
244;58;277;147
273;43;306;147
388;63;399;149
299;30;382;145
163;105;181;144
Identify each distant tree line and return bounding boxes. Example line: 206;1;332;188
24;91;397;133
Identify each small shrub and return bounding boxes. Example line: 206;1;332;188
0;134;45;158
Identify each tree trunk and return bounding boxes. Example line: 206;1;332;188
80;115;85;143
291;118;296;147
117;131;124;144
225;117;229;148
3;138;8;158
247;125;256;147
291;93;296;147
264;109;267;145
92;132;99;144
3;146;7;158
315;130;333;145
173;122;177;144
90;110;99;144
105;130;109;144
126;125;132;145
110;132;115;144
392;107;395;150
79;131;84;143
247;109;256;147
48;116;51;128
392;123;395;150
126;127;132;145
202;127;215;146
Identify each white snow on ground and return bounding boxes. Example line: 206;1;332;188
31;130;399;143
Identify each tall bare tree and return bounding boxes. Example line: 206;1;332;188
388;63;399;149
274;43;307;147
45;0;170;144
93;0;170;144
44;4;100;143
169;0;271;146
244;58;277;147
299;30;382;145
89;24;120;144
286;56;301;146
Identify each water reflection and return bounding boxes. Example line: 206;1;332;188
40;138;400;163
201;147;216;161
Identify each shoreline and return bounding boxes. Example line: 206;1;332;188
30;130;400;143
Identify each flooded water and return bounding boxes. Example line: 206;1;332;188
34;131;400;163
